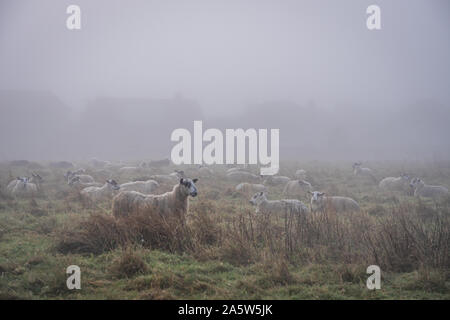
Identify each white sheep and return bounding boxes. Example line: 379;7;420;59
352;162;376;182
283;180;312;197
112;178;199;223
10;177;38;197
226;171;261;183
119;179;159;194
263;175;291;186
65;171;95;184
235;183;267;195
68;176;102;189
7;174;43;195
409;178;448;200
378;174;411;192
309;191;360;213
249;192;309;215
80;179;121;202
118;166;143;176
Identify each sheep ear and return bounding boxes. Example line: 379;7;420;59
179;178;184;184
193;178;198;183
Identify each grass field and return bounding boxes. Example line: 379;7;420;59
0;161;449;299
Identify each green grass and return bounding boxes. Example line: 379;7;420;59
0;161;449;299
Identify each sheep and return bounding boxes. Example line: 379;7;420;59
309;191;360;213
112;178;199;223
80;179;121;202
151;171;184;184
68;176;102;189
7;174;43;194
65;171;95;184
379;174;411;192
295;169;307;180
263;175;291;186
283;180;312;197
226;171;261;183
119;179;159;194
249;191;309;215
10;177;38;197
409;178;448;200
235;183;267;195
198;165;213;176
352;162;376;182
118;166;143;176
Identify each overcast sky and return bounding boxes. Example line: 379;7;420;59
1;0;449;115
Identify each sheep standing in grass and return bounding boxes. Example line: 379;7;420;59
352;162;376;182
10;177;38;197
409;178;448;200
309;191;360;213
283;180;312;197
249;192;309;215
263;175;291;186
112;178;198;223
235;183;266;195
226;171;261;183
119;179;159;194
379;174;411;192
80;179;120;202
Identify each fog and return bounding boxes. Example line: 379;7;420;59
0;0;449;162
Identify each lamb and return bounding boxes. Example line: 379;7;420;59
352;162;376;182
226;171;261;183
283;180;312;197
119;179;159;194
249;192;309;215
309;191;360;213
409;178;448;200
379;174;411;192
80;179;121;202
235;183;267;195
263;175;291;186
112;178;199;223
295;169;307;180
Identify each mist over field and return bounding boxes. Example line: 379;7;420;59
1;0;449;162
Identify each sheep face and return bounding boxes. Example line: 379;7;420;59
64;171;73;179
180;178;198;197
309;191;325;202
250;191;266;206
68;176;80;185
352;162;361;169
410;178;424;189
107;179;120;190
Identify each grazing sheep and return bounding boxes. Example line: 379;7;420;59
283;180;312;197
409;178;448;200
112;178;198;222
263;175;291;186
119;179;159;194
80;179;121;202
249;192;309;215
235;183;267;195
118;166;142;175
352;162;376;182
226;171;261;183
68;176;102;189
65;171;95;184
309;191;360;213
379;174;411;192
295;169;307;180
